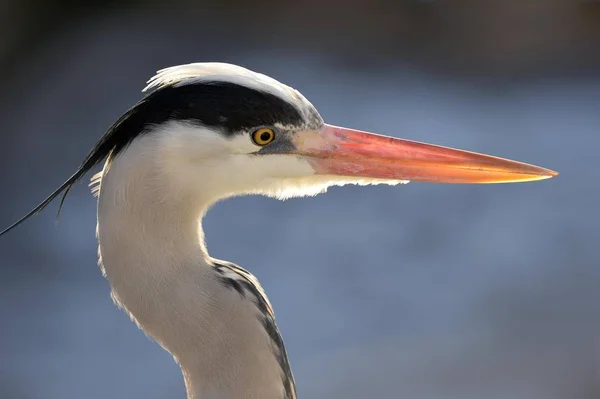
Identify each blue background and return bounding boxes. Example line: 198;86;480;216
0;1;598;398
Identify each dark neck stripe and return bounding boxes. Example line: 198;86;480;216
214;261;297;399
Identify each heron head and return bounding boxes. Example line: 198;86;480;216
134;63;556;202
0;63;558;237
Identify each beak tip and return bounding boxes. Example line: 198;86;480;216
520;168;558;183
513;163;558;183
540;167;559;179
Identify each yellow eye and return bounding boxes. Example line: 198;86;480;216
251;128;275;146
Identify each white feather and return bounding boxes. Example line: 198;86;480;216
89;171;103;197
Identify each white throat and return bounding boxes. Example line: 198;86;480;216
95;129;295;399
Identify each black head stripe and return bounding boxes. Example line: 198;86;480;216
101;81;307;159
118;82;305;138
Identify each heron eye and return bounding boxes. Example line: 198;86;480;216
251;128;275;146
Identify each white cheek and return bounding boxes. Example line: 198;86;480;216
251;154;316;178
225;134;261;154
211;154;317;194
157;121;231;160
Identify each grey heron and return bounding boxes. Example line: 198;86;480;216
1;63;557;399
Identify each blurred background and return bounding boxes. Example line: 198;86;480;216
0;0;598;398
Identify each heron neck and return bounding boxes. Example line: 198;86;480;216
94;135;290;399
96;139;216;396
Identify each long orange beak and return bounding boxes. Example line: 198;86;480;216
293;124;557;183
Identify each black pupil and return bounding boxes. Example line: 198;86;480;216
260;131;272;142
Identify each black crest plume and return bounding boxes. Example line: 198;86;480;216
0;101;145;237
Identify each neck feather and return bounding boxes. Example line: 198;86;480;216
95;134;294;399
